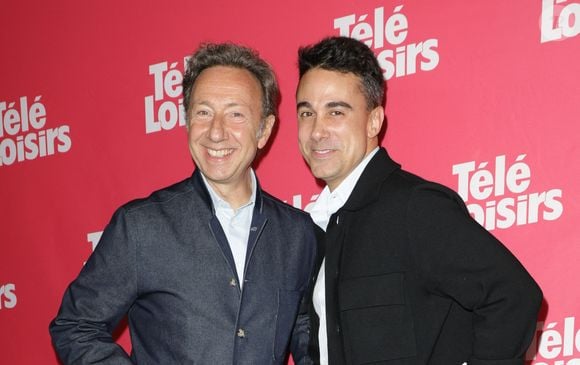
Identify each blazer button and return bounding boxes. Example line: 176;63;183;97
229;278;237;287
336;325;341;333
237;328;246;338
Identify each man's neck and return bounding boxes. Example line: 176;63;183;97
206;172;253;210
326;147;379;193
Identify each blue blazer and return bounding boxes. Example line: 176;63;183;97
50;170;317;364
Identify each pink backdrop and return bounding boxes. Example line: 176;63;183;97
1;0;579;363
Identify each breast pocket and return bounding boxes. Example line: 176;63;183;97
272;289;302;361
338;272;416;364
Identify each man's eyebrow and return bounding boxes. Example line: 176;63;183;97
192;100;215;108
225;102;243;108
296;101;353;110
296;101;312;110
326;101;352;109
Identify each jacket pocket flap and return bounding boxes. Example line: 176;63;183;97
339;272;404;311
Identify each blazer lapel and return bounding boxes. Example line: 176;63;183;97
208;216;241;285
341;148;401;212
192;170;269;289
244;183;267;275
191;170;242;287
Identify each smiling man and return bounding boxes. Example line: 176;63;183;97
49;43;316;364
296;36;542;365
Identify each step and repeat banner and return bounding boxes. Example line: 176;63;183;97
1;0;579;363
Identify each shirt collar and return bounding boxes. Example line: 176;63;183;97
310;147;379;224
200;170;257;212
329;147;379;203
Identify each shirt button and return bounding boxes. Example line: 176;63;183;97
229;278;237;287
237;328;246;338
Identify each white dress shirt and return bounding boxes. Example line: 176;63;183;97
309;147;379;365
202;171;256;289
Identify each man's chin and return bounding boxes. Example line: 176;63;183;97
311;170;333;183
201;170;234;184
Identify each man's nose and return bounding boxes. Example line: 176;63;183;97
208;115;226;141
310;116;329;141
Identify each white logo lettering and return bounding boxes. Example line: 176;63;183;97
527;316;580;363
0;283;17;310
541;0;580;43
84;231;103;265
452;154;564;230
144;58;188;134
334;5;440;79
0;96;71;167
87;231;103;252
286;193;320;213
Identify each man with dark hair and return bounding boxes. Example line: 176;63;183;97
49;43;316;364
296;36;541;365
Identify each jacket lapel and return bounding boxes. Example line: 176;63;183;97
341;148;401;212
191;170;241;285
323;148;401;364
190;170;268;288
244;185;267;275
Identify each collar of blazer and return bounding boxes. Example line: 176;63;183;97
340;147;401;212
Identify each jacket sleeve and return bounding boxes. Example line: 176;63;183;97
290;305;314;365
49;208;137;364
407;184;542;364
290;218;317;365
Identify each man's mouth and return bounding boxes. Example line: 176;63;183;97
312;148;335;157
207;148;234;158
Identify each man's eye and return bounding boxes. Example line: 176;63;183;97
330;110;344;116
299;111;313;118
227;112;246;122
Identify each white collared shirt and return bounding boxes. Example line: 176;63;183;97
309;147;379;365
202;171;257;289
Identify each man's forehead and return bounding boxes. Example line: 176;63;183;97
193;100;250;108
195;66;261;90
190;67;262;105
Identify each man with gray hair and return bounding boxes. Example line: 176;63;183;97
50;43;316;364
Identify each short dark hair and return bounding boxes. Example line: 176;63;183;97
182;43;280;119
298;36;385;109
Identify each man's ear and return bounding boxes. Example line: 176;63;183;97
367;106;384;139
257;114;276;149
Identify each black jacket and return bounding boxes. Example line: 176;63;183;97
309;148;542;365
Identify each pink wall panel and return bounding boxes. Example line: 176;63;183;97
1;0;579;363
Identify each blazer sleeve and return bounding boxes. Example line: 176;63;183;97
49;207;137;364
290;217;317;365
406;184;542;364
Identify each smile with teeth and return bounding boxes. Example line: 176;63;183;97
312;148;334;157
207;148;234;158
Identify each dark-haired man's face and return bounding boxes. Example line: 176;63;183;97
296;68;383;191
